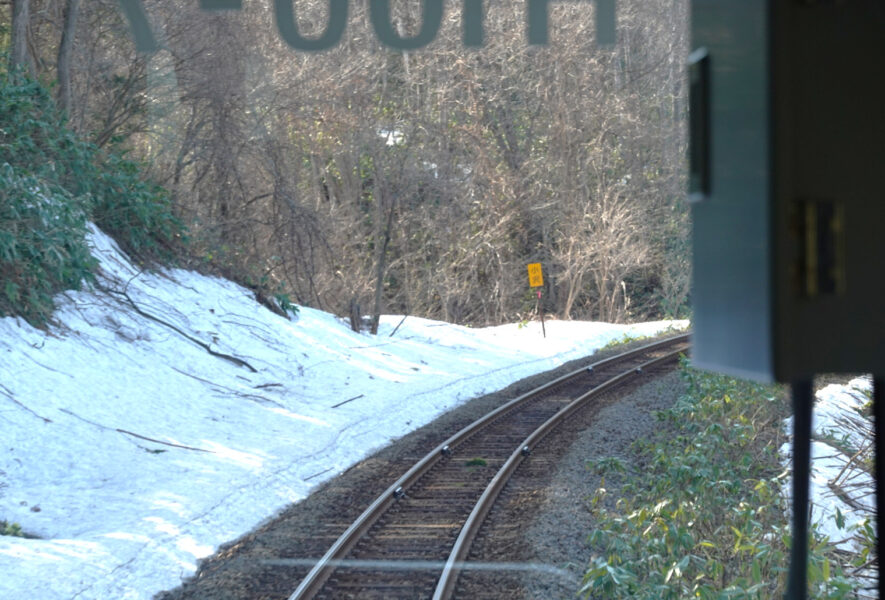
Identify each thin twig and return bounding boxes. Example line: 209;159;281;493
19;351;74;378
59;407;214;453
169;367;284;408
389;315;408;337
303;467;334;481
115;429;214;453
331;394;364;409
0;384;52;423
830;445;868;484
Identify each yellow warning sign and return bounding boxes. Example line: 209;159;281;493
527;262;544;287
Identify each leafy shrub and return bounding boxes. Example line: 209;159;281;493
90;151;183;260
0;164;96;321
0;70;95;196
1;519;26;538
581;363;857;599
0;61;185;323
274;291;297;315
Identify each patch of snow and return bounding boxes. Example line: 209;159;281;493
377;128;404;146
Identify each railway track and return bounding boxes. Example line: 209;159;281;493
288;333;690;600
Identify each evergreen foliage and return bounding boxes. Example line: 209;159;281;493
0;63;184;323
1;519;26;538
0;164;94;322
581;362;858;599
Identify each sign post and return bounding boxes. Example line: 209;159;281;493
526;263;546;338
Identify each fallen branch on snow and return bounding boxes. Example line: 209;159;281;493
115;429;214;453
303;467;334;481
169;367;285;408
96;282;258;373
0;383;52;423
331;394;364;408
59;408;214;453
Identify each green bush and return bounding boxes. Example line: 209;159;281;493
581;363;856;599
0;164;96;321
1;519;26;538
0;62;185;323
90;151;183;259
0;68;96;198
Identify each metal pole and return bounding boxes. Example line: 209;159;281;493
785;379;813;600
538;290;546;338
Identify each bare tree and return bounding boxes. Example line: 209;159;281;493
56;0;81;116
27;0;689;328
10;0;34;76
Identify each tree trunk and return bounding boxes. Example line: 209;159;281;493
370;191;395;335
57;0;81;117
10;0;33;77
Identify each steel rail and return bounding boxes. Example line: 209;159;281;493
288;332;689;600
431;347;687;600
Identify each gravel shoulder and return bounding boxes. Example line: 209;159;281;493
519;370;687;600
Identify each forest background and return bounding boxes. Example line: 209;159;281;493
3;0;690;330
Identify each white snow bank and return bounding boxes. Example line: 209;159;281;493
0;224;686;600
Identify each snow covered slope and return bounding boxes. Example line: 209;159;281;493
0;225;685;600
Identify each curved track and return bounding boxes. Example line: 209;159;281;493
290;333;690;600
